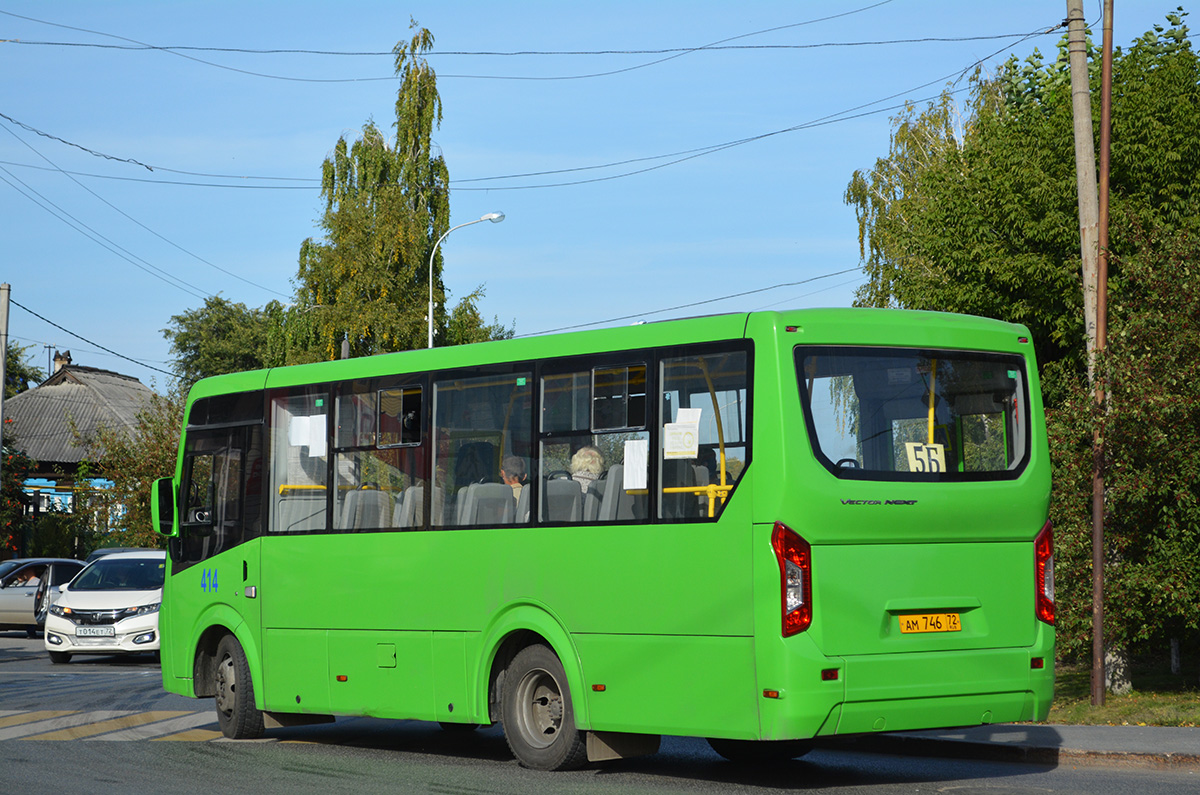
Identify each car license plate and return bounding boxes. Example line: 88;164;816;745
76;626;115;637
899;613;961;634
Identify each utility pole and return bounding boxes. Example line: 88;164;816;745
0;283;10;492
1067;0;1113;707
1093;0;1114;706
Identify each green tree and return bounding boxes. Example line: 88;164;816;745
844;12;1200;665
845;12;1200;382
1048;229;1200;661
293;21;462;360
74;386;183;549
0;440;33;557
163;295;282;385
5;339;45;397
445;286;515;346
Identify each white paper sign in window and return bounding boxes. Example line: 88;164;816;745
289;415;327;457
663;407;702;459
623;439;649;490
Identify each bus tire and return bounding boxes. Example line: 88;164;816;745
501;644;588;771
707;737;812;763
214;634;264;740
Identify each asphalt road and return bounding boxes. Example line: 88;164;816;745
2;631;1196;794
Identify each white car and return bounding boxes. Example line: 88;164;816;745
44;550;166;664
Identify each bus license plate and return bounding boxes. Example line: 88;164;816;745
899;613;961;634
76;626;115;637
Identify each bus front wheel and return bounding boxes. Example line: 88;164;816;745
214;635;264;739
501;644;588;771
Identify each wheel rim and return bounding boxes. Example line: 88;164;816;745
215;653;236;716
512;666;564;750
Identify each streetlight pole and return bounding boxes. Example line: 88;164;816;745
428;212;505;348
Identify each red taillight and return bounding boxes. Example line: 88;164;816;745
772;522;812;636
1035;521;1055;625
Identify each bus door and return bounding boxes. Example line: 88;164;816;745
168;423;264;683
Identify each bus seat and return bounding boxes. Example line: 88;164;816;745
460;482;515;525
583;479;605;522
391;490;409;527
341;488;392;529
394;485;439;528
276;490;325;533
598;464;646;521
543;478;582;522
693;465;710;513
516;482;531;522
660;459;699;520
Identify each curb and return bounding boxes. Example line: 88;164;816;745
814;734;1200;770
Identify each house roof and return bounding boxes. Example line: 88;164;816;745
4;364;155;466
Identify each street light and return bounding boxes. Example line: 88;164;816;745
428;212;505;348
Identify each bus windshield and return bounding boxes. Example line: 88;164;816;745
797;346;1030;480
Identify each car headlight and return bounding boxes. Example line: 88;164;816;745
48;604;69;617
117;603;160;620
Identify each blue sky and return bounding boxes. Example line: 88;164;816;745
0;1;1170;387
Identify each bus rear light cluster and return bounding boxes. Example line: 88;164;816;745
772;522;812;636
1035;521;1055;625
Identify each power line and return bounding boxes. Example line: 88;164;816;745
2;32;1068;58
0;19;1060;197
10;299;175;377
520;267;863;337
4;3;1057;84
0;120;291;298
454;22;1062;191
0;165;210;299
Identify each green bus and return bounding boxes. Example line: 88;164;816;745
152;308;1054;770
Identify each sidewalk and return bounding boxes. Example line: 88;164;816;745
818;723;1200;769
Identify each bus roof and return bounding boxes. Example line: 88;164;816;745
185;308;1032;403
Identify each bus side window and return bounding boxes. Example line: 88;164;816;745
538;364;649;525
177;430;248;564
432;371;533;527
658;350;750;521
269;391;330;534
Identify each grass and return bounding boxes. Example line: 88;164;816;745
1046;662;1200;727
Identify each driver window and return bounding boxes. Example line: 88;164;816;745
176;428;249;564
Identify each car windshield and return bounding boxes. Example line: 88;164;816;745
72;557;165;591
797;346;1031;481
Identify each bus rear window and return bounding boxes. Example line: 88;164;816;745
796;346;1030;480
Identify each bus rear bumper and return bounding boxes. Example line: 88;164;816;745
758;643;1053;741
826;646;1054;736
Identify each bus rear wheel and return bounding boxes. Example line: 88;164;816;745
501;644;588;771
214;635;264;739
707;738;812;763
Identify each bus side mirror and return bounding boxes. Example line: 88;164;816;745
152;477;179;538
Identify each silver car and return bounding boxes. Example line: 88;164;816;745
0;558;85;636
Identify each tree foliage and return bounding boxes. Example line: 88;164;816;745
162;22;510;379
5;339;45;397
75;386;183;550
845;11;1200;663
1049;229;1200;660
0;437;34;557
845;12;1200;381
163;296;282;386
293;21;452;360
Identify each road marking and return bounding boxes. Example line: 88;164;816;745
155;727;225;742
97;711;219;741
23;711;194;741
0;711;130;740
0;711;78;730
